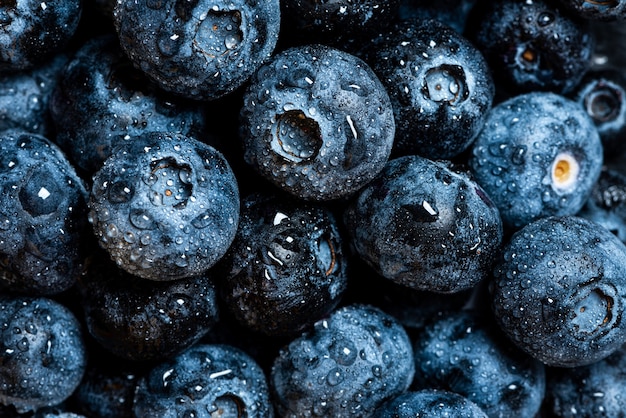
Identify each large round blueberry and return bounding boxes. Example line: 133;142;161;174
133;343;273;417
218;191;349;337
0;0;81;72
411;310;546;417
270;304;415;417
468;0;593;95
365;18;494;160
373;389;488;418
343;155;503;293
88;131;240;281
49;34;208;175
0;295;86;413
77;252;220;361
0;130;90;295
469;91;603;230
240;44;395;201
112;0;280;101
491;215;626;367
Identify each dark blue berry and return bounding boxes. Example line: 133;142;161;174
491;215;626;367
240;43;396;201
411;310;546;417
0;53;69;137
468;0;594;95
568;68;626;161
0;295;86;413
0;130;90;295
49;34;208;175
133;343;273;417
76;252;220;361
556;0;626;21
365;18;494;160
218;191;349;337
343;155;503;293
0;0;81;73
469;91;603;230
112;0;281;101
88;131;240;281
545;346;626;416
270;304;415;417
373;389;488;418
579;168;626;244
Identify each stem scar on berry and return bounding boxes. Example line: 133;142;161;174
271;110;322;163
584;82;622;123
551;152;580;192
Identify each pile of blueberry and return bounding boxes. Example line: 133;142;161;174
4;0;626;416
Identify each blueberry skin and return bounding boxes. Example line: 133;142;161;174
88;131;240;281
556;0;626;21
469;91;603;230
0;0;81;73
0;130;90;295
343;155;503;293
397;0;478;34
372;389;488;418
365;18;494;160
491;215;626;368
133;343;274;417
49;34;208;175
468;0;593;95
568;68;626;160
0;295;86;413
76;252;220;361
0;53;69;137
113;0;280;101
270;304;415;417
240;44;395;201
218;191;349;337
578;168;626;244
545;346;626;417
412;310;546;417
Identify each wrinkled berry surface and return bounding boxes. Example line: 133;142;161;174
88;131;240;281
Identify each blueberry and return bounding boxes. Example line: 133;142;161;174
0;295;86;413
49;34;208;175
411;310;546;417
469;91;603;230
0;0;81;73
133;343;273;417
270;304;415;417
0;130;90;295
0;53;69;137
364;18;494;160
218;191;349;337
76;251;220;361
112;0;280;101
343;155;503;293
240;43;396;201
88;131;240;281
372;389;488;418
545;346;626;417
468;0;594;95
491;215;626;367
568;68;626;161
556;0;626;21
578;168;626;243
